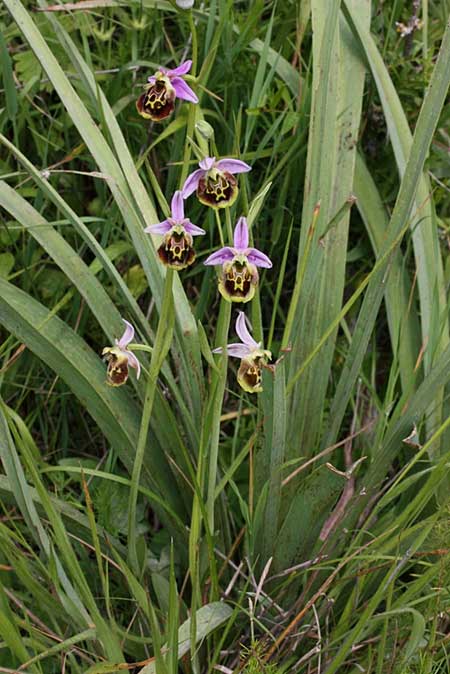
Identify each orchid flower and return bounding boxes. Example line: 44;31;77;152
102;319;141;387
145;191;205;270
204;216;272;303
136;59;198;122
214;311;271;393
182;156;251;209
176;0;194;7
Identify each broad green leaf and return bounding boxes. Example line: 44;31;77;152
284;0;371;467
139;602;234;674
255;361;287;565
316;10;450;452
273;467;346;572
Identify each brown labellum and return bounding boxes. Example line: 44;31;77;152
219;261;258;303
158;231;196;270
136;80;176;121
197;171;238;208
104;352;129;387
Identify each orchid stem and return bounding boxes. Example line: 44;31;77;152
225;206;233;243
206;299;231;536
127;269;175;573
179;14;198;187
188;11;198;77
214;209;225;248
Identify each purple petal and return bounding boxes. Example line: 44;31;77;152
126;351;141;379
182;169;205;198
144;220;172;235
215;158;252;174
172;77;198;103
199;156;216;171
246;248;273;268
233;216;249;250
166;60;192;77
147;75;156;84
184;220;205;236
213;344;252;359
171;191;184;221
118;319;134;349
235;311;258;349
204;247;235;266
225;343;252;359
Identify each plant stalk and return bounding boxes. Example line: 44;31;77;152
127;269;175;573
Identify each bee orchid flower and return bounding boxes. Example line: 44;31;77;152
204;216;272;302
102;319;141;387
145;191;205;270
182;156;251;209
214;311;271;393
136;59;198;122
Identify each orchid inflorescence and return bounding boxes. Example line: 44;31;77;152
103;54;273;392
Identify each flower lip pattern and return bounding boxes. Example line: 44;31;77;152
102;319;141;386
204;216;271;303
214;311;272;393
145;191;205;270
136;59;198;122
182;156;251;209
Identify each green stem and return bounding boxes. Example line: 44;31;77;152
179;13;199;187
188;11;198;77
206;299;232;534
215;208;225;247
127;269;175;573
225;206;233;243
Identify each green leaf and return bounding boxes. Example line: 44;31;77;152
317;9;450;452
284;0;371;465
0;252;14;279
0;179;125;344
0;278;187;529
139;602;234;674
0;31;18;119
353;152;421;392
4;0;202;422
255;360;287;566
273;467;346;571
343;0;449;374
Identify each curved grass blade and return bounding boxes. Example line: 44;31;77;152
0;402;123;660
0;132;151;343
0;278;187;528
353;153;421;392
316;12;450;450
343;0;449;374
4;0;203;419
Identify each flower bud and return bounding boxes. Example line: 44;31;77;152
195;120;215;141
